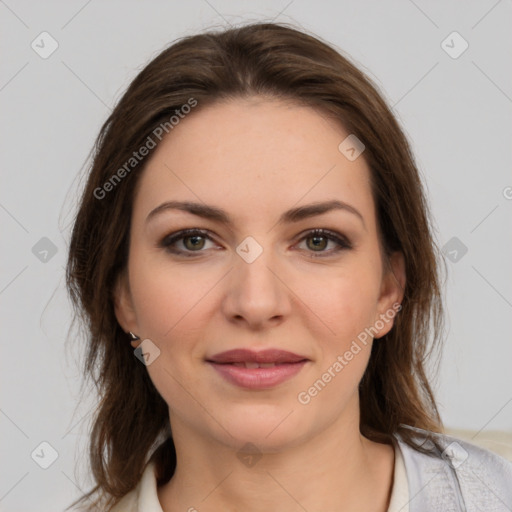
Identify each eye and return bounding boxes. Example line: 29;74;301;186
295;228;352;258
160;228;352;258
160;229;218;257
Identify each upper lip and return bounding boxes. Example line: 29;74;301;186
207;349;308;364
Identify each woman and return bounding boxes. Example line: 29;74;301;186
66;22;512;511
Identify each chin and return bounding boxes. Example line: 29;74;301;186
216;406;309;452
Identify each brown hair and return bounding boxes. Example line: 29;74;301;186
66;21;445;511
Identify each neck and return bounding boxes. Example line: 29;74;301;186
157;414;395;512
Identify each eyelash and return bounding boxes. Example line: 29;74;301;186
159;228;352;258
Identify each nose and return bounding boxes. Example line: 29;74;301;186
220;242;292;330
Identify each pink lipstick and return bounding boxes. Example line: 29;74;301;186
206;348;309;389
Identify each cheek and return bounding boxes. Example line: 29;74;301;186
127;252;214;385
128;255;207;410
293;260;381;345
294;269;379;415
128;250;211;339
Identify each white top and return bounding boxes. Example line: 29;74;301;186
110;439;409;512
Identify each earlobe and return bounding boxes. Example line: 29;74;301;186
129;331;142;349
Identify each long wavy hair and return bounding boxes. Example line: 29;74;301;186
66;21;446;511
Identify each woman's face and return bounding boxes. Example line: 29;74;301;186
115;97;405;451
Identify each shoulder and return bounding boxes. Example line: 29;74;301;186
395;425;512;510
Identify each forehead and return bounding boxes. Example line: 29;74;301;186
133;98;375;229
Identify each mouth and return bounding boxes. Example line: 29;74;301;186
222;361;290;368
206;348;309;389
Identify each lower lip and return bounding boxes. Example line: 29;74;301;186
208;361;308;389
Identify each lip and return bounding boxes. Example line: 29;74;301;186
207;348;307;364
206;349;309;390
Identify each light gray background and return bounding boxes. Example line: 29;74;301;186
1;1;511;510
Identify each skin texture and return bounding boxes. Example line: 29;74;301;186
115;97;406;512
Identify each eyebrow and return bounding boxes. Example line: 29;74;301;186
146;199;366;229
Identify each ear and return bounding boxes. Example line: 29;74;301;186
373;251;406;339
113;272;141;348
